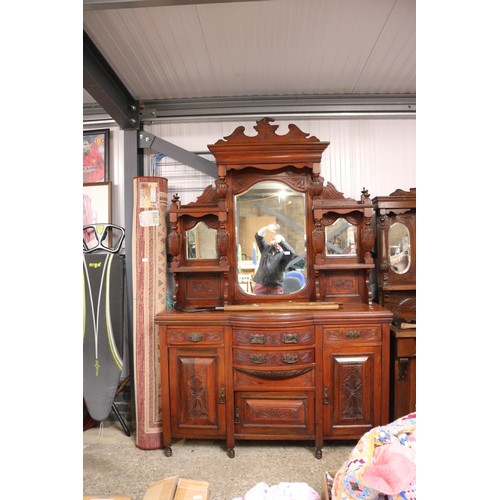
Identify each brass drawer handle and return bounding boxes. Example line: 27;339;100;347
346;330;360;339
250;354;267;364
249;334;265;344
283;334;298;344
283;354;298;364
187;333;204;342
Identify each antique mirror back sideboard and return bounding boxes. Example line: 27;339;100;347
156;118;393;458
372;188;416;420
372;188;416;317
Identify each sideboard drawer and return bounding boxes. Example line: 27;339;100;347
233;348;314;367
166;326;223;345
324;325;381;343
396;337;416;357
234;391;315;437
233;328;314;346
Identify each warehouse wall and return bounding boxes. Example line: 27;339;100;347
83;115;415;426
85;116;415;225
143;116;416;205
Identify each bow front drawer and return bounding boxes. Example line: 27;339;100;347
233;348;314;366
233;328;314;346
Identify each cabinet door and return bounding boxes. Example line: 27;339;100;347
169;346;226;438
392;355;416;420
323;346;381;439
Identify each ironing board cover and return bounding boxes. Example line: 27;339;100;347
83;253;125;421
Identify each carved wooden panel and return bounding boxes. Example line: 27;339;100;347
324;273;358;296
234;391;315;436
184;275;222;300
324;351;378;438
382;292;416;319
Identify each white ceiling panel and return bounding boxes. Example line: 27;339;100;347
84;0;416;107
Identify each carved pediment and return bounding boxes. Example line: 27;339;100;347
320;181;353;202
185;185;219;206
389;187;416;197
215;117;320;144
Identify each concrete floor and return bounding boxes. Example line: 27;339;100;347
83;421;355;500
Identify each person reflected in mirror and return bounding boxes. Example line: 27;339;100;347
253;223;295;295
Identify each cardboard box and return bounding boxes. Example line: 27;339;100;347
143;476;209;500
143;476;178;500
320;470;335;500
174;478;210;500
84;496;132;500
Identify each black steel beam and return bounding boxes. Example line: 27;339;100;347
83;30;140;130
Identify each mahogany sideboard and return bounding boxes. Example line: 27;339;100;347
156;303;392;458
373;188;416;421
155;119;394;458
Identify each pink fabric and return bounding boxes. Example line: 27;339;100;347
362;443;416;495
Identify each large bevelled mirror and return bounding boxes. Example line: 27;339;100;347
235;181;306;295
388;222;411;274
186;222;218;259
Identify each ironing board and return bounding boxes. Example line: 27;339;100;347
83;223;130;435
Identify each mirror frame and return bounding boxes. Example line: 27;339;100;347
167;118;376;309
230;173;311;296
185;220;219;260
231;171;311;300
387;221;411;274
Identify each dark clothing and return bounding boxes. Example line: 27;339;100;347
253;282;284;295
253;233;295;290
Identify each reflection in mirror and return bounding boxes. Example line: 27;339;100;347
388;222;411;274
325;218;357;256
235;181;306;295
186;222;218;260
